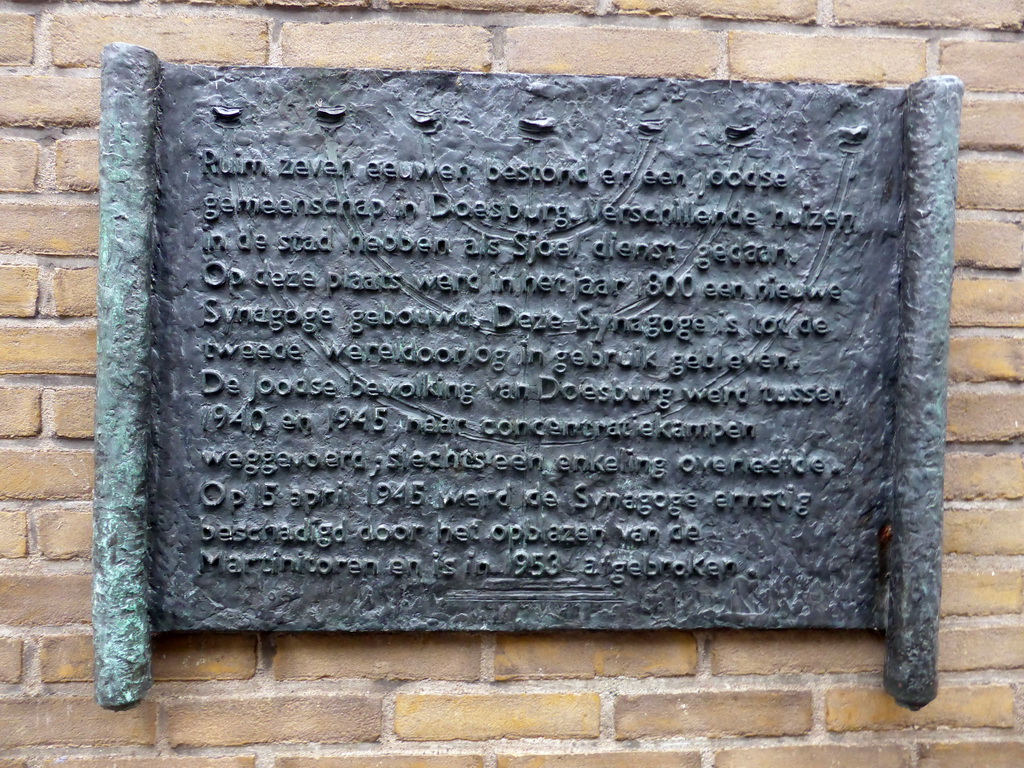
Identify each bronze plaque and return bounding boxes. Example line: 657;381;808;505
93;44;961;709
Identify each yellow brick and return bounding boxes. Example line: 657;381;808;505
395;0;593;11
616;691;812;738
0;139;38;192
37;508;92;560
55;140;99;193
0;574;92;624
944;452;1024;500
163;0;364;6
948;390;1024;441
0;638;22;683
826;685;1013;731
939;626;1024;671
0;265;37;317
0;274;38;323
39;634;93;682
0;326;96;375
0;14;33;65
499;756;699;768
52;387;95;439
941;41;1024;92
506;27;718;77
835;0;1022;30
166;697;381;746
396;694;600;740
495;631;696;679
52;16;268;67
961;100;1024;151
0;698;156;747
0;449;93;499
53;267;98;318
730;33;925;85
281;22;491;71
920;743;1024;768
154;633;257;680
715;746;910;768
0;77;100;127
941;569;1023;615
0;511;27;557
0;388;40;437
0;203;98;256
279;759;481;768
42;633;258;681
959;159;1024;211
615;0;814;21
954;218;1022;269
711;630;883;675
949;337;1024;382
42;760;255;768
274;633;479;680
945;506;1024;555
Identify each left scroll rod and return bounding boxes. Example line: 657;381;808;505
93;43;160;710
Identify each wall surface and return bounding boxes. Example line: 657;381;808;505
0;0;1023;766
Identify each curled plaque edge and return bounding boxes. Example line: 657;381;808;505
89;43;964;711
884;75;964;711
93;42;159;710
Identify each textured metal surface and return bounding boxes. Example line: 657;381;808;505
93;43;159;709
93;45;962;710
151;65;908;633
885;76;963;710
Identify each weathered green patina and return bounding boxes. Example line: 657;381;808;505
885;76;964;710
93;43;159;710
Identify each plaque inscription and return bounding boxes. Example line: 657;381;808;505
93;44;962;710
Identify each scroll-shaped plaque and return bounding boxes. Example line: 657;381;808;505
94;43;962;711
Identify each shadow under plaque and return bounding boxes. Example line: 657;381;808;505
92;43;962;711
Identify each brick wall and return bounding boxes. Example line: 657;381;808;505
0;0;1022;766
